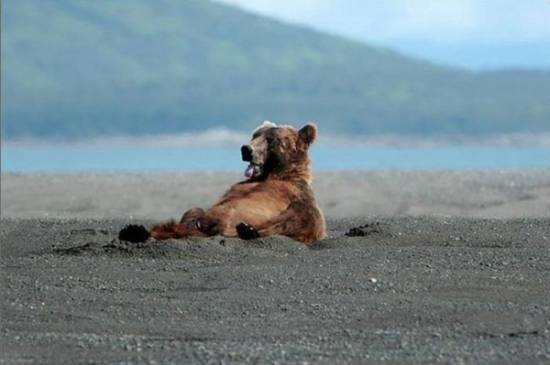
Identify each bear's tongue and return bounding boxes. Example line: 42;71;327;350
244;164;255;178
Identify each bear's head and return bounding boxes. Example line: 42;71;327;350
241;121;317;182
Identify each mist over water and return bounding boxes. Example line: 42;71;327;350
3;130;550;172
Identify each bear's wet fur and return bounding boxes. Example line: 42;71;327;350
142;122;326;244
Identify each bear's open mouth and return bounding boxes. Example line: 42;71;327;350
244;163;262;178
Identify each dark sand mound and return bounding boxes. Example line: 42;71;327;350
2;217;549;364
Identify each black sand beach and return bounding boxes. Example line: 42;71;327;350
1;171;550;364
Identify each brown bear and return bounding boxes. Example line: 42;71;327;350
127;121;326;244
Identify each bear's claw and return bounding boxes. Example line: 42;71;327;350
236;222;260;240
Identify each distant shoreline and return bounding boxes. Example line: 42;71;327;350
3;129;550;148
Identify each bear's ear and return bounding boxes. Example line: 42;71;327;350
299;123;317;146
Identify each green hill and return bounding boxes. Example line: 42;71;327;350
2;0;550;139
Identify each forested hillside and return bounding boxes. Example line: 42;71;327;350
2;0;549;139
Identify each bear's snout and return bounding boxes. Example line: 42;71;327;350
241;145;253;162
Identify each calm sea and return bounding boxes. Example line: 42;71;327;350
2;143;549;172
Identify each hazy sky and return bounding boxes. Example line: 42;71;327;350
218;0;550;69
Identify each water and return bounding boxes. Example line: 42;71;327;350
2;143;549;172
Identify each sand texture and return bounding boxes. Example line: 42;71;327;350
1;171;550;364
3;170;550;220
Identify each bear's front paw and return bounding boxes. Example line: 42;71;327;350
119;224;150;243
236;222;260;240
